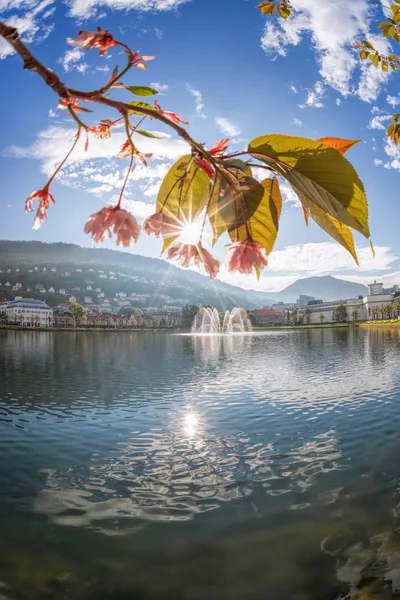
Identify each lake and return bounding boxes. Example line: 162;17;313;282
1;327;400;599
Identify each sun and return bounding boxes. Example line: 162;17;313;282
178;219;202;244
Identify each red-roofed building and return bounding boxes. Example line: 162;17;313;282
253;308;285;326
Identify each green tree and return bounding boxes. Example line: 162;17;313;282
304;308;311;325
333;304;347;323
181;304;200;326
319;313;325;324
68;301;87;327
247;312;258;327
119;306;142;317
290;307;299;326
350;308;360;323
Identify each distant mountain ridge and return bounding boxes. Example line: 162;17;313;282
0;241;369;308
0;240;275;310
275;275;368;302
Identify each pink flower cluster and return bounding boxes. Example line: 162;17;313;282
167;242;220;279
25;187;55;230
226;238;268;275
67;27;117;56
84;207;140;247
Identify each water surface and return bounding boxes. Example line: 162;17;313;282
1;328;400;599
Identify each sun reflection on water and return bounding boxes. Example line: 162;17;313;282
184;409;198;439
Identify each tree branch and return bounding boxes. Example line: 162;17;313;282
0;21;201;152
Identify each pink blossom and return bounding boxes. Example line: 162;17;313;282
88;119;115;139
117;140;152;164
209;138;229;156
130;51;155;69
225;238;268;275
25;187;55;230
67;27;117;56
142;212;178;239
153;100;184;125
112;209;141;247
58;98;84;112
167;242;220;279
84;206;140;247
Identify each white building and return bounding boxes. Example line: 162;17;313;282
299;281;398;324
4;298;53;326
368;281;384;296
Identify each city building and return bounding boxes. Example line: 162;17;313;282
298;284;399;324
297;295;315;307
4;298;53;326
368;281;384;296
252;308;285;326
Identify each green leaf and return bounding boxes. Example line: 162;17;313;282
129;101;155;115
277;4;291;19
228;178;282;255
136;130;162;139
298;195;359;264
362;40;375;50
126;86;158;97
369;53;380;68
207;162;264;244
156;155;210;222
248;134;370;238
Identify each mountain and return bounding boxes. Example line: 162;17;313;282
275;275;369;302
0;240;274;311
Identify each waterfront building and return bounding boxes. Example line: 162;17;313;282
252;308;286;325
4;298;53;327
297;295;315;307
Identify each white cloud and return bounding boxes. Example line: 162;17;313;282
371;105;384;114
48;109;56;118
7;126;188;176
387;95;400;107
0;1;55;60
290;83;298;93
58;48;88;73
66;0;189;19
260;0;392;102
336;98;342;106
368;114;391;130
186;85;206;118
150;82;169;95
218;242;398;292
383;138;400;170
215;116;241;137
374;158;383;166
292;118;303;126
299;81;325;108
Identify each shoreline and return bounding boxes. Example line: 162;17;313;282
2;323;355;333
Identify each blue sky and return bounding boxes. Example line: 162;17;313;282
0;0;399;291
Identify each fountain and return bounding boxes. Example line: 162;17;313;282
191;307;252;334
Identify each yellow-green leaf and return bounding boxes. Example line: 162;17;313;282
299;194;359;264
126;86;158;97
207;166;264;245
360;49;369;60
248;134;370;238
156;155;210;221
161;237;174;254
228;178;282;255
370;53;380;68
135;130;162;139
277;3;291;18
